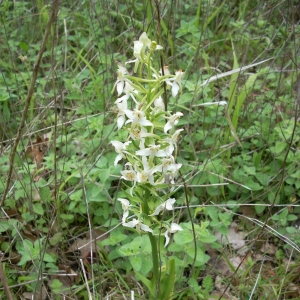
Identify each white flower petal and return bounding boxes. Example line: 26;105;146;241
123;219;139;228
111;141;125;153
164;230;170;247
149;198;176;216
122;209;129;224
117;114;126;129
149;204;164;216
125;58;138;65
117;81;124;96
135;148;151;156
164;112;183;133
154;96;165;111
115;94;129;104
123;218;153;234
164;121;173;134
140;223;153;233
139;118;153;127
169;223;183;233
139;32;151;47
114;153;123;167
117;198;130;210
172;82;179;97
165;198;176;210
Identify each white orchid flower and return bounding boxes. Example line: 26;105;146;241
136;168;155;185
111;141;131;166
158;157;182;181
121;163;137;181
115;82;138;105
135;156;159;185
153;96;165;112
123;218;153;234
128;126;151;149
125;108;153;127
163;128;184;155
126;32;162;71
164;223;183;247
113;65;131;96
121;162;137;196
149;198;176;216
136;144;168;161
161;65;171;76
168;70;184;97
115;100;127;129
117;198;132;224
118;198;131;211
164;112;183;133
139;32;163;51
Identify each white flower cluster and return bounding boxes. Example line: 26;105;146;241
111;32;184;247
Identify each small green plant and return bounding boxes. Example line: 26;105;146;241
16;238;56;268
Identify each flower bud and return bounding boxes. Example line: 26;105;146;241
150;41;157;51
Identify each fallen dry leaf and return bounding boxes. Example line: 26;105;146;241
215;222;246;250
25;135;49;168
260;241;277;255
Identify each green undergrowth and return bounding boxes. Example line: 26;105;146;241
0;0;300;299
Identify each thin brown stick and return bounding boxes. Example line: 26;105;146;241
0;0;60;207
0;261;13;300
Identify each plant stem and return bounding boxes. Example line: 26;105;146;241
143;189;160;298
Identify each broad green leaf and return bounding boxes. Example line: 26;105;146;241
19;41;28;51
96;156;108;168
139;256;153;275
130;236;142;253
39;186;51;202
118;245;133;257
43;253;55;263
244;179;262;191
270;142;287;155
50;279;63;293
60;214;74;222
167;243;183;252
174;228;194;245
109;229;128;245
33;203;44;215
130;256;142;271
50;232;63;246
255;201;266;214
0;221;11;232
186;247;209;266
198;231;217;243
99;169;110;183
255;173;270;186
139;235;152;253
243;166;256;175
287;214;297;221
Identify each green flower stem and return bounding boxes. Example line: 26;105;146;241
144;89;164;112
143;189;160;297
125;76;158;83
149;233;160;297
